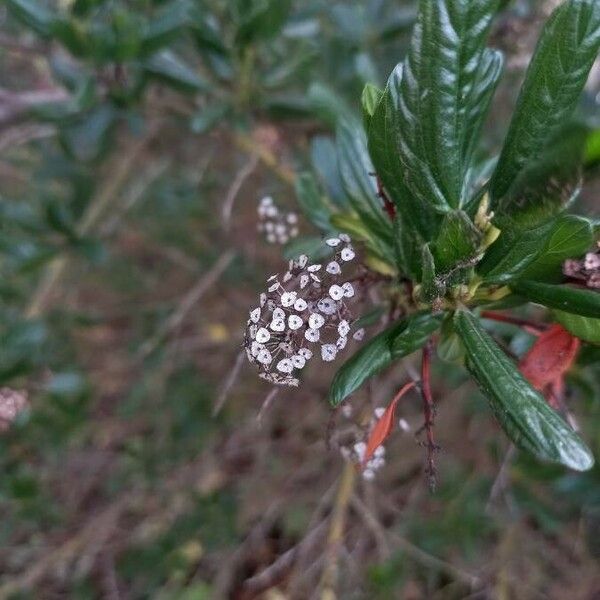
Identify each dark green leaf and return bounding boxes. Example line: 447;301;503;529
396;0;500;209
490;0;600;202
480;215;593;284
553;310;600;343
336;121;394;246
308;83;354;128
190;104;228;134
140;1;190;56
330;311;443;406
143;51;210;93
234;0;291;46
419;244;444;303
511;280;600;318
294;172;334;233
454;309;594;471
310;136;347;207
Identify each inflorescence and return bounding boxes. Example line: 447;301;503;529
257;196;299;245
244;235;365;386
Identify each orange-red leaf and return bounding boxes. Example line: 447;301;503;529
363;381;415;466
519;324;580;392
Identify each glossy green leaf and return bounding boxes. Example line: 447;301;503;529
454;310;594;471
490;0;600;202
481;215;593;284
553;310;600;343
330;312;443;406
420;244;444;303
367;64;439;242
393;212;424;280
511;280;600;318
396;0;500;209
294;172;334;233
143;51;210;93
336;121;394;245
140;1;190;56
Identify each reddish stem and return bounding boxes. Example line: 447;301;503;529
420;339;438;492
480;311;547;336
373;173;396;221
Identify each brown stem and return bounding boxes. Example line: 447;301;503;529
420;339;438;492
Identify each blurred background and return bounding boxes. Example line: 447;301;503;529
1;0;600;598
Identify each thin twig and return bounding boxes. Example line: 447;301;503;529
213;350;246;416
350;494;391;559
319;460;356;600
221;154;259;231
419;339;438;491
256;387;279;425
485;445;517;514
137;250;235;359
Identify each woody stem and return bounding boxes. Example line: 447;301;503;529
420;339;437;492
480;311;546;335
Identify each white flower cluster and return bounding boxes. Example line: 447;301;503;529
245;235;365;386
339;406;387;481
257;196;299;245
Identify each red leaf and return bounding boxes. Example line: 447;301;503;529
363;381;415;466
519;324;580;393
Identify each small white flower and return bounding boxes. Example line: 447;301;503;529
261;196;273;206
338;320;350;337
353;328;365;341
398;418;410;432
329;285;344;300
248;324;258;339
308;313;325;329
281;291;297;307
298;347;313;360
374;407;385;419
317;298;337;315
305;328;320;343
287;213;298;224
336;336;347;350
300;274;310;289
279;341;293;353
256;327;271;343
251;341;263;356
266;234;276;244
257;349;273;365
321;343;337;361
340;247;355;261
276;358;294;374
282;271;293;283
298;254;308;268
272;307;285;321
362;469;375;481
339;233;351;243
326;261;341;275
353;442;366;461
307;264;322;272
267;274;278;282
250;308;261;323
342;282;355;298
293;298;308;312
259;293;267;307
374;446;385;458
310;273;321;283
268;282;280;292
291;354;306;369
270;318;286;332
290;227;299;237
326;237;341;247
288;315;303;330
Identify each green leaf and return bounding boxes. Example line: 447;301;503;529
420;244;444;303
367;64;439;242
454;309;594;471
553;310;600;343
308;83;354;128
396;0;500;209
140;0;190;56
393;212;424;280
190;103;228;134
361;83;383;129
310;136;347;207
234;0;291;46
294;172;334;232
490;0;600;202
6;0;53;36
336;121;394;245
143;51;210;93
432;210;482;274
329;312;443;406
480;215;593;284
511;280;600;319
